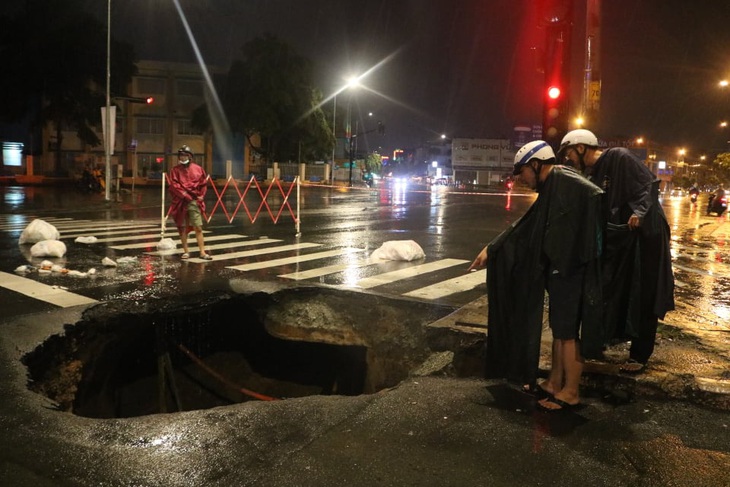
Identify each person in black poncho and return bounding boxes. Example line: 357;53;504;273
558;129;675;374
469;140;604;411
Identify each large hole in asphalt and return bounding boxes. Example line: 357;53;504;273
22;288;459;418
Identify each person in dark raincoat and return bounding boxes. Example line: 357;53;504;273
469;140;604;411
168;145;212;260
558;129;674;374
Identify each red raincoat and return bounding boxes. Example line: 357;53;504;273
167;161;208;231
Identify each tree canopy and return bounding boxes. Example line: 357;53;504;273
195;34;333;164
711;152;730;183
0;0;137;154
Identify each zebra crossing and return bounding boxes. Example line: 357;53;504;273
3;213;730;313
1;215;487;309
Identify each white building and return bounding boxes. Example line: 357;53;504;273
451;138;515;186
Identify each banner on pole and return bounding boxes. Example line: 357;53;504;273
100;106;117;155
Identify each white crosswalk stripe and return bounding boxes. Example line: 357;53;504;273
352;258;469;289
229;247;364;271
0;271;98;307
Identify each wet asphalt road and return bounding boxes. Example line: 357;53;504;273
1;183;730;486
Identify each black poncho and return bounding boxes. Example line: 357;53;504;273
485;166;605;386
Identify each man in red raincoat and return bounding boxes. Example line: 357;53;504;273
167;145;212;260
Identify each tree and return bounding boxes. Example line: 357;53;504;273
712;152;730;184
364;153;383;175
195;34;333;165
0;0;137;167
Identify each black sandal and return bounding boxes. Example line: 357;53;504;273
521;383;553;400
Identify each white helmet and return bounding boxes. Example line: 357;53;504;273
559;129;598;150
513;140;555;175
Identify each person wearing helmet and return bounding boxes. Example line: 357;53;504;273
560;129;674;374
556;128;599;172
468;140;605;411
167;145;212;260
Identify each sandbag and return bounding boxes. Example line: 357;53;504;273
30;240;67;258
19;219;60;244
157;238;177;250
370;240;425;261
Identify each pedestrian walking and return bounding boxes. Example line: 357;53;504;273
558;129;674;374
167;145;212;260
468;140;605;411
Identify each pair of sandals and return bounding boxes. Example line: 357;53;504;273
181;252;212;260
521;383;582;412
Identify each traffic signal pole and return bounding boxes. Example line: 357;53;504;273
540;0;573;148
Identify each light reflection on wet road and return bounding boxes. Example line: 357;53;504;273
661;193;730;352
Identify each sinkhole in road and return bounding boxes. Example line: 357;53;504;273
22;288;458;418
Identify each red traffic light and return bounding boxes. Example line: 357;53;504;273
146;97;154;104
547;86;561;100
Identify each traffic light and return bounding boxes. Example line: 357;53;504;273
146;96;154;104
543;80;567;142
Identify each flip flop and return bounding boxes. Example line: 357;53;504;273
200;253;213;260
619;359;646;374
521;383;553;400
537;397;581;412
181;253;190;259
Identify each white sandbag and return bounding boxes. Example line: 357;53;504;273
117;256;138;264
30;240;67;258
19;219;60;244
370;240;425;261
75;236;98;244
157;238;176;250
101;257;117;267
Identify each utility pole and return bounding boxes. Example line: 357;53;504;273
582;0;602;126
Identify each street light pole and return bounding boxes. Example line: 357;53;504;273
104;0;111;202
331;94;336;183
348;95;354;187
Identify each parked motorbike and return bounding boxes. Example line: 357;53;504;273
707;192;728;216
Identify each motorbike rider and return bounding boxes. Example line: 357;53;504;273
688;184;700;204
707;184;726;215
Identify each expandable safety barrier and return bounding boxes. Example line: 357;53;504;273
160;173;301;238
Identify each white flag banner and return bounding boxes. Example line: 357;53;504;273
100;106;117;155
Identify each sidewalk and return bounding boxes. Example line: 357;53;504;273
426;295;730;411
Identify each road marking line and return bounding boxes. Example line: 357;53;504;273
0;271;98;307
0;218;79;231
59;225;163;238
353;258;469;289
403;269;486;299
227;247;364;271
144;237;284;254
111;233;246;249
278;256;375;280
182;242;322;262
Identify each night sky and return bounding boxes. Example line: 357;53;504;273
13;1;730;157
